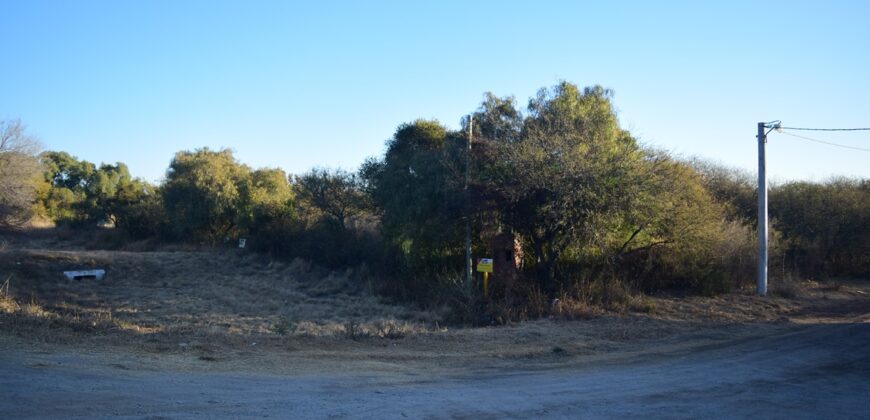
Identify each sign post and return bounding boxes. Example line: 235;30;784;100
476;258;493;297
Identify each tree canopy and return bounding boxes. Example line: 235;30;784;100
162;148;252;243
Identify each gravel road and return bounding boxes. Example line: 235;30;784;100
2;323;868;419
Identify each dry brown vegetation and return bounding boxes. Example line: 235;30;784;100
0;246;436;338
1;229;868;375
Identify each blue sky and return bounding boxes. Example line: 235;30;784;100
2;1;869;183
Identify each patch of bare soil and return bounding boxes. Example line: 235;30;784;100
1;231;868;377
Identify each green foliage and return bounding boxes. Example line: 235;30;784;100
470;83;736;297
481;84;647;289
246;167;376;268
238;168;300;256
84;163;132;223
691;159;757;223
39;186;86;224
112;182;165;239
294;168;369;229
361;120;470;300
40;151;95;191
162;148;251;243
364;120;467;262
37;151;157;230
238;167;294;233
36;152;94;224
361;83;750;308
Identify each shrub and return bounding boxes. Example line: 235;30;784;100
770;178;870;277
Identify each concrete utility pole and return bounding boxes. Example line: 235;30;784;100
757;120;781;297
757;122;768;297
465;116;473;294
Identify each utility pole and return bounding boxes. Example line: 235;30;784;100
465;116;473;295
757;122;768;297
757;120;781;296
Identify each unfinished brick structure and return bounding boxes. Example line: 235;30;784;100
489;232;523;299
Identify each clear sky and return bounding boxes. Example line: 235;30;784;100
2;0;869;183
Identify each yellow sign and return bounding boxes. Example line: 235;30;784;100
476;258;493;273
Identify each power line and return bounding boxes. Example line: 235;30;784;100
774;130;870;152
778;126;870;132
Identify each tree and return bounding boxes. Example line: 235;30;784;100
471;83;733;293
691;158;756;223
238;167;294;235
83;162;136;224
111;178;163;238
361;85;736;301
36;152;147;227
36;151;94;224
40;151;95;191
0;119;42;228
294;168;368;230
612;154;736;292
476;84;647;288
363;120;467;265
162;148;251;243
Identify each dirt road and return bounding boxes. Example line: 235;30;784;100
2;322;868;419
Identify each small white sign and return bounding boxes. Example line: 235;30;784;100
63;269;106;281
239;238;247;248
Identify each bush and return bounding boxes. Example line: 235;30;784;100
771;178;870;277
115;187;166;240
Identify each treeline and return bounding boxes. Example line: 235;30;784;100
31;149;376;266
696;161;870;278
2;82;868;320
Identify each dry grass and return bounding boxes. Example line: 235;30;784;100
21;299;51;318
0;277;17;313
0;242;439;348
1;229;867;375
550;296;601;320
0;294;20;314
639;278;870;324
291;319;427;339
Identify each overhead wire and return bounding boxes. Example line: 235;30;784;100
778;126;870;132
774;130;870;152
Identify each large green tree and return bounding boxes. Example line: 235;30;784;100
473;83;731;292
162;148;251;243
37;151;94;224
238;167;294;235
362;120;467;268
481;84;646;286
